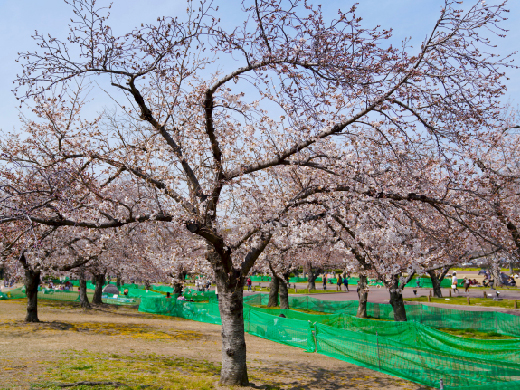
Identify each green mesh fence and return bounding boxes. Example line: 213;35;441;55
288;276;307;283
174;301;222;324
0;287;26;300
137;295;179;314
39;289;81;301
151;285;174;293
316;323;520;390
245;309;315;352
250;275;271;282
413;322;520;364
249;305;344;328
122;288;164;299
101;296;141;305
0;286;139;305
138;295;520;389
141;293;520;389
182;289;216;302
244;294;510;331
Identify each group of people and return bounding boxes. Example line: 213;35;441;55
194;279;212;291
46;280;73;291
452;270;518;292
2;279;15;288
452;272;486;293
322;273;351;292
506;276;517;287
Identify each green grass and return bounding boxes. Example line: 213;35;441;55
438;328;515;339
32;350;219;390
406;296;520;309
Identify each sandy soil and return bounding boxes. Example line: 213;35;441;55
0;300;431;390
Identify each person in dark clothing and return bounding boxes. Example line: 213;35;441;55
343;276;349;292
322;275;327;290
336;275;343;291
464;278;471;293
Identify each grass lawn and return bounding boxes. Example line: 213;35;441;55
33;351;219;390
438;328;515;339
406;296;520;309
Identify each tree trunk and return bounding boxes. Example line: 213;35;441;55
92;273;105;305
267;276;279;307
279;274;289;310
356;274;368;319
491;266;502;287
145;280;151;290
173;270;187;295
306;273;317;291
79;267;91;309
216;272;249;386
427;270;443;298
24;269;41;322
389;274;407;321
116;275;121;289
303;261;321;291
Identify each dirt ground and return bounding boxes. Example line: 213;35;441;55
0;300;431;390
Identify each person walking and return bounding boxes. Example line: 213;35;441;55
336;274;343;291
322;275;327;290
246;277;252;291
343;276;349;292
464;277;470;293
451;272;459;293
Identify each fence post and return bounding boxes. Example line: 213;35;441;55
515;300;518;310
376;331;381;371
467;297;470;305
314;322;318;353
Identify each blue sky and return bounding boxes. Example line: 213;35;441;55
0;0;518;132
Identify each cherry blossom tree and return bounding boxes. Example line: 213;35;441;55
4;0;515;383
